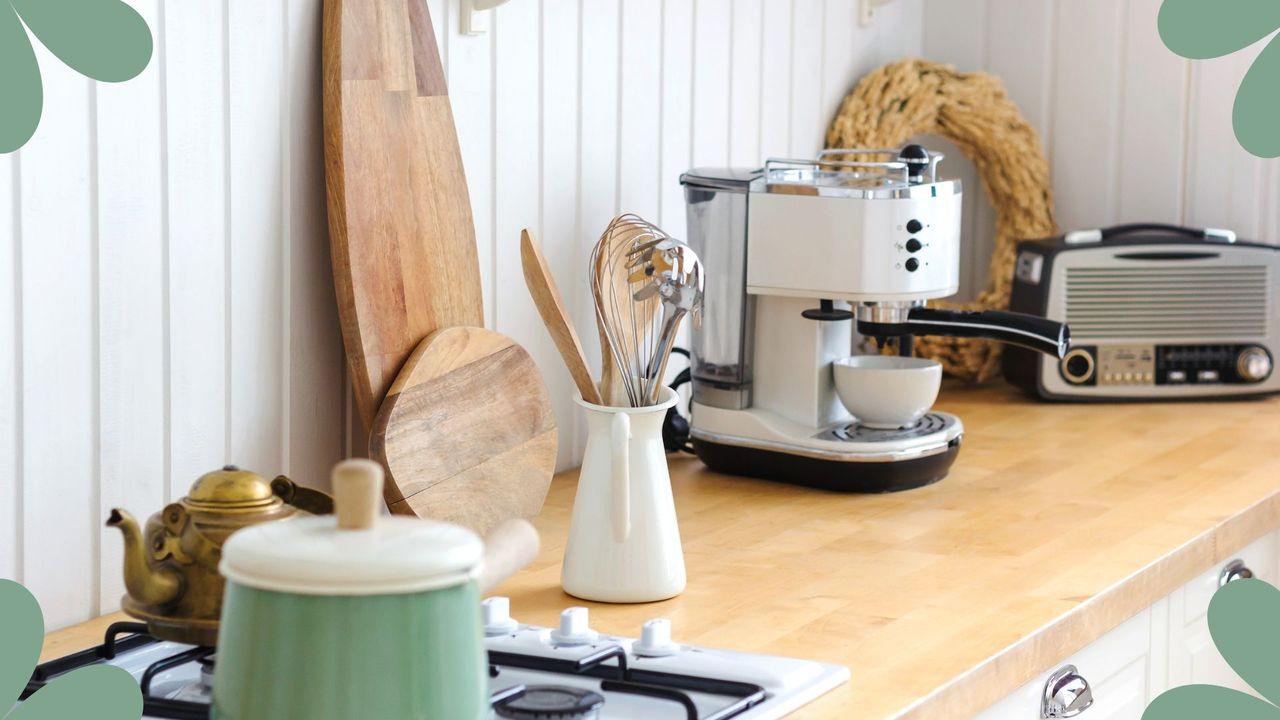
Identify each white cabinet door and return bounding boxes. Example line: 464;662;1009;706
1165;531;1278;695
976;604;1164;720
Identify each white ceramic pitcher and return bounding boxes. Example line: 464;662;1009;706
562;387;686;602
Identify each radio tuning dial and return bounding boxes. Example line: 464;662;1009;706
1237;346;1273;383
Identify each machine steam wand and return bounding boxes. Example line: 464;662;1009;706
855;302;1071;358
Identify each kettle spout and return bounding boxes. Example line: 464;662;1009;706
107;508;183;607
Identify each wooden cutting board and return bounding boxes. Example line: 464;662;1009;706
369;327;557;535
322;0;484;430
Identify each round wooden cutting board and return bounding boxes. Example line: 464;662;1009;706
369;327;557;535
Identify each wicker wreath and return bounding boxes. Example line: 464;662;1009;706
826;59;1058;382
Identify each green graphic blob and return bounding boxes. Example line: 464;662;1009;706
1234;37;1280;159
1143;684;1280;720
1144;579;1280;719
1208;578;1280;707
0;0;153;153
0;4;42;154
1158;0;1280;59
0;580;43;719
10;0;152;82
1159;0;1280;158
0;579;143;720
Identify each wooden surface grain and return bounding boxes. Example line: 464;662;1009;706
322;0;484;430
369;327;557;536
45;384;1280;717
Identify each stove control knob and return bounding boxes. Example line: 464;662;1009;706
634;618;680;657
1237;346;1272;383
550;606;598;645
482;596;519;636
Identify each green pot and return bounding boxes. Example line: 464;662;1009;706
212;460;490;720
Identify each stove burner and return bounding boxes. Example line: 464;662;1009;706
493;684;604;719
822;412;954;442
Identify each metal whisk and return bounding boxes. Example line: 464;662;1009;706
590;214;704;407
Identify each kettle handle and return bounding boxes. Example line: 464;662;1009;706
611;412;631;542
272;475;336;515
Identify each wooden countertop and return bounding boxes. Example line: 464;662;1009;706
43;383;1280;717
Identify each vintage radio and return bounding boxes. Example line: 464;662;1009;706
1004;224;1279;400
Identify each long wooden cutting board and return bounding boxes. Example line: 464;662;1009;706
322;0;484;430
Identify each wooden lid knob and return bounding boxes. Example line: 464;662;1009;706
332;459;384;529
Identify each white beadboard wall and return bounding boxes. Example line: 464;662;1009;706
920;0;1280;301
0;0;924;630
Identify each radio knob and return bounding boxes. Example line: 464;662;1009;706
1236;347;1273;383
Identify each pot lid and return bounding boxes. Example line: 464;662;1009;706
219;460;483;596
186;465;280;510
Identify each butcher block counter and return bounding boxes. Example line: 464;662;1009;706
43;383;1280;717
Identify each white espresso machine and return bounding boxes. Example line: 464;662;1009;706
681;146;1069;492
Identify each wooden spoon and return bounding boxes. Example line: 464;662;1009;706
520;229;602;405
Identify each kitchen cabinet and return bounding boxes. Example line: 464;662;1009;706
975;530;1278;719
975;606;1164;720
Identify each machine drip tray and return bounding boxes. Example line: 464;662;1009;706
817;413;956;442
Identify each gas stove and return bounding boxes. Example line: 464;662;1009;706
23;599;848;719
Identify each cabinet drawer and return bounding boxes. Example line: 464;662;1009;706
976;608;1156;720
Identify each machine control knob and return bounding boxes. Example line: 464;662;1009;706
905;238;923;253
482;596;519;636
1236;346;1272;383
634;619;680;657
1060;348;1095;385
906;219;923;234
904;258;920;272
550;606;598;645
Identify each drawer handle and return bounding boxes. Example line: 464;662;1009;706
1219;559;1255;587
1042;664;1093;718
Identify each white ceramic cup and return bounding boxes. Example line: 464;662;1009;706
832;355;942;429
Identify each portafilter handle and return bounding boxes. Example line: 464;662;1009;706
858;308;1070;358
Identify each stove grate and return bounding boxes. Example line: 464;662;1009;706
27;630;769;720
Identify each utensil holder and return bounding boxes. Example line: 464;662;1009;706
562;387;686;602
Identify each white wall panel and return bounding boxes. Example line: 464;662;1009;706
19;42;96;630
729;0;764;168
1050;0;1125;231
228;0;286;473
758;0;793;161
164;0;228;500
0;141;17;584
789;0;824;158
575;0;622;392
657;0;696;234
96;0;165;615
540;0;583;456
692;0;732;168
1115;0;1189;223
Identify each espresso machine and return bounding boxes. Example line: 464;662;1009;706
680;146;1069;492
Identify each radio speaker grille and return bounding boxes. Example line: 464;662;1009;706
1064;265;1269;338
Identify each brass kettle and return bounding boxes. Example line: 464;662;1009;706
106;465;334;646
